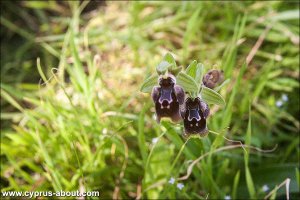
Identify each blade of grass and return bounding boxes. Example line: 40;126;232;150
1;89;24;112
37;57;48;84
138;103;151;165
232;170;240;199
244;106;257;199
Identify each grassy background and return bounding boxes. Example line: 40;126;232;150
1;1;299;199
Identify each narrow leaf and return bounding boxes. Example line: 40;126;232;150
0;89;24;111
270;191;277;200
140;74;158;93
244;106;257;199
201;86;226;106
245;167;256;199
176;72;199;93
183;7;201;59
138;103;150;165
271;10;299;21
37;58;48;83
232;170;240;199
197;63;204;85
186;60;198;79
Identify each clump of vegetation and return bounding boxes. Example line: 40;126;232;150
1;1;299;199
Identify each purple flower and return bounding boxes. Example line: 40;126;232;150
276;100;283;107
176;183;184;190
262;184;269;192
181;97;209;137
282;94;288;102
151;74;185;123
151;137;159;144
168;177;175;184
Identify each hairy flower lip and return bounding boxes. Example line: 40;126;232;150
182;97;210;136
187;108;201;121
158;87;173;105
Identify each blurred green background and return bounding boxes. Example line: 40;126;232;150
1;1;299;199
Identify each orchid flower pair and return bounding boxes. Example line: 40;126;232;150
141;53;227;138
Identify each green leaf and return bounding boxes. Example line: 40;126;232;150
37;57;48;83
221;62;247;128
0;89;24;112
270;191;277;200
232;170;240;199
138;103;151;165
244;106;256;199
186;61;204;86
140;74;158;93
156;61;171;75
183;7;202;59
270;10;299;21
176;72;199;93
186;60;197;78
201;86;226;106
197;63;204;84
163;52;176;68
245;167;256;199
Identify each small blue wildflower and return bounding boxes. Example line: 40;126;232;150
262;184;269;192
152;137;159;144
176;183;184;190
282;94;288;102
168;177;175;184
276;100;283;107
224;195;231;200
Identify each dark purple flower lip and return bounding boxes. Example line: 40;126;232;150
151;74;185;123
182;97;210;137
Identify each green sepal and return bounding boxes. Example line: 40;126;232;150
140;74;158;93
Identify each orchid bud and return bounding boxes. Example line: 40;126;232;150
203;69;224;89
